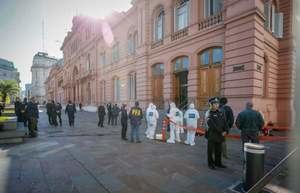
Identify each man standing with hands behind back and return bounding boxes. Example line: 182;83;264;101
206;97;228;170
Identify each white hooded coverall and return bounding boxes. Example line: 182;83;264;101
184;103;200;146
167;103;183;143
145;103;154;136
146;104;159;139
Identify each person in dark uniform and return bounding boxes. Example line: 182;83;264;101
79;103;82;111
219;97;234;159
112;104;120;126
65;100;76;127
120;104;128;140
129;101;143;143
14;97;22;124
25;97;39;137
51;100;58;127
46;100;53;125
20;98;28;127
56;102;62;126
107;103;112;125
97;103;106;127
235;102;265;146
206;97;228;170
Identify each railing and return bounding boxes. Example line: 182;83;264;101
171;27;189;41
199;11;224;31
247;147;299;193
151;39;163;49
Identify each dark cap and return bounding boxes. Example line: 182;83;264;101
208;97;219;104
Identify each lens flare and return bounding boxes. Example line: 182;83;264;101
101;21;114;47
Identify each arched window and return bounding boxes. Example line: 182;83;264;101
112;42;119;62
204;0;223;17
128;72;137;100
152;63;164;76
174;0;190;31
127;34;134;55
174;56;189;72
154;9;164;41
199;47;223;66
113;77;120;101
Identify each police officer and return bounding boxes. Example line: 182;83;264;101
235;102;265;146
107;103;112;125
65;100;76;127
219;97;234;158
206;97;228;170
184;103;200;146
97;103;106;127
120;104;128;140
56;102;62;126
112;104;120;126
129;101;143;143
25;97;39;137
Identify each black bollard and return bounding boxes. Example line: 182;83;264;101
243;143;265;191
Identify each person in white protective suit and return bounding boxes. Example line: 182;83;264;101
167;102;183;143
184;103;200;146
146;104;159;139
145;103;154;136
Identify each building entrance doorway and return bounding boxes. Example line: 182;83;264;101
152;63;164;108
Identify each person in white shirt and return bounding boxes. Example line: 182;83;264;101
167;102;183;143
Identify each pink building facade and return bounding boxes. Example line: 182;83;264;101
46;0;295;127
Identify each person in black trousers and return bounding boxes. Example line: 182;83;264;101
120;104;128;140
97;104;106;127
65;100;76;127
56;102;62;126
206;97;229;170
112;104;120;126
107;103;112;125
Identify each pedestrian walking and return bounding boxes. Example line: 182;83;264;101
145;103;159;140
56;102;62;126
184;103;200;146
129;101;143;143
107;103;112;125
65;100;76;127
235;102;265;146
206;97;228;170
79;103;82;111
97;104;106;127
219;97;234;158
120;104;128;140
46;100;53;125
20;98;28;127
111;104;120;125
167;102;183;144
51;100;58;127
25;97;39;137
14;97;22;124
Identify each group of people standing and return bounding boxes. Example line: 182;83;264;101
15;97;39;137
46;100;77;127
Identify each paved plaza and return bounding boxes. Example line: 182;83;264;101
0;108;289;193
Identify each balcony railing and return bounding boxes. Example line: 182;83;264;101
171;27;189;41
199;11;224;31
151;39;163;49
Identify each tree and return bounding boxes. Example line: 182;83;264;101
0;80;20;104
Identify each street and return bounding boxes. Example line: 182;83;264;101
0;108;288;193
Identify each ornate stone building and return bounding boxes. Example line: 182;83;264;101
31;52;58;103
0;58;20;84
46;0;295;127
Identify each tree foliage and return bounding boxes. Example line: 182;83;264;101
0;80;20;104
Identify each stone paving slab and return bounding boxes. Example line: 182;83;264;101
0;110;290;193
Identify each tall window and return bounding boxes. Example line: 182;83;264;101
133;32;138;52
112;43;119;62
128;35;134;55
101;80;106;102
100;52;106;66
87;54;91;70
154;9;164;41
175;0;189;31
204;0;223;17
199;47;223;66
128;72;137;100
152;63;164;76
113;77;120;101
264;0;283;38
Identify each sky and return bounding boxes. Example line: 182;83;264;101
0;0;132;89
